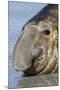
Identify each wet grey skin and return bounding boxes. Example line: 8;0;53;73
13;4;58;76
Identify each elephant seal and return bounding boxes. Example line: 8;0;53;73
13;4;58;76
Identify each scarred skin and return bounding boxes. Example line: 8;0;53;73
13;4;58;76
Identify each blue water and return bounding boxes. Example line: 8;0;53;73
8;1;47;88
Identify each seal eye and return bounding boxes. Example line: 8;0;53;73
43;29;50;35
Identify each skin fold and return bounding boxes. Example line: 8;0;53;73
13;4;58;76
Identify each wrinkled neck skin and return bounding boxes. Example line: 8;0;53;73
13;19;58;76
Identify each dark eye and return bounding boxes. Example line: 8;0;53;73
43;29;50;35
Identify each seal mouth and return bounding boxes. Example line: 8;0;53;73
23;46;46;76
31;46;44;63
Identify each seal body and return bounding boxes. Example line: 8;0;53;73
13;4;58;76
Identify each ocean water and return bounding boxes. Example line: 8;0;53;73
8;1;47;88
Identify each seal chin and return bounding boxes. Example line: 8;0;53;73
23;65;37;76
